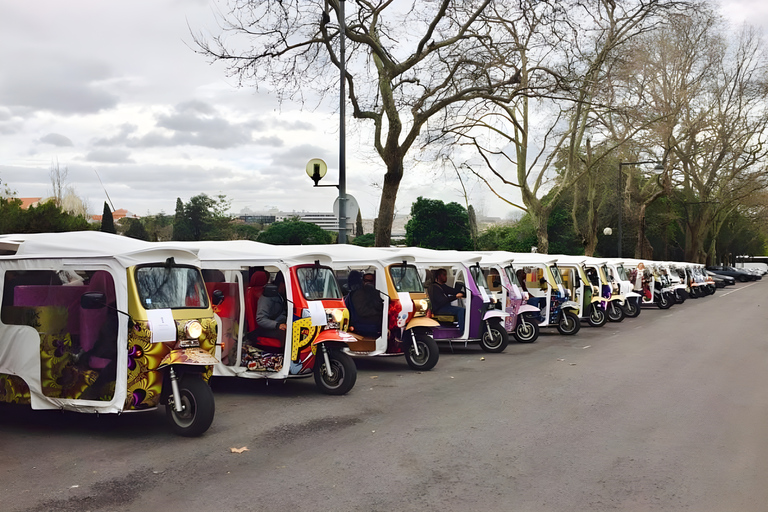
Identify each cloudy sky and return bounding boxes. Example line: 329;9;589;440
1;1;766;221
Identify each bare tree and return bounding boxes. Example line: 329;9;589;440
632;7;768;262
192;0;521;246
49;159;68;208
444;0;672;253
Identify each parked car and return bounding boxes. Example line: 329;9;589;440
706;265;756;282
706;272;729;288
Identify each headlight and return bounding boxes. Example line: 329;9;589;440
184;320;203;340
331;309;344;323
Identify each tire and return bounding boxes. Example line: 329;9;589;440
657;292;673;309
314;347;357;395
674;289;688;303
607;300;625;322
557;310;581;335
480;319;509;353
587;303;607;327
404;333;439;371
739;275;749;282
622;297;641;318
514;314;539;343
166;376;215;437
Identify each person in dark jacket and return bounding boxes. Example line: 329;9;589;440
256;272;287;342
347;272;383;336
428;268;466;332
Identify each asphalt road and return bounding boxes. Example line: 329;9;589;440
2;280;767;512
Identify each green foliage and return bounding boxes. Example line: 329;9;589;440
141;212;173;242
477;208;582;255
351;233;375;247
123;218;150;241
257;219;333;245
100;202;116;234
404;197;472;250
231;223;262;241
0;200;91;234
172;194;233;241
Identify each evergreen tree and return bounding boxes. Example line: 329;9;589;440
100;202;116;234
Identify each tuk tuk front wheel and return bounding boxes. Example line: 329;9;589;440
480;319;509;353
587;303;607;327
314;348;357;395
404;333;439;371
165;376;215;437
657;292;673;309
557;310;581;335
622;297;641;318
514;314;539;343
607;301;625;322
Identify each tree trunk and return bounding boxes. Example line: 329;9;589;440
374;159;404;247
533;212;549;254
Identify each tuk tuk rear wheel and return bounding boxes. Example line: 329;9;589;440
480;319;509;353
557;310;581;335
514;315;539;343
607;301;625;322
404;333;439;371
314;348;357;395
587;303;607;327
166;376;215;437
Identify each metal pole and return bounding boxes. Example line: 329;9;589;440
618;163;623;258
337;0;347;244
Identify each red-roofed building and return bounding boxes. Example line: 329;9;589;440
18;197;42;209
91;208;140;223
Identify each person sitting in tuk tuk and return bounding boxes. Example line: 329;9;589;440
345;271;384;337
255;272;287;344
428;268;466;332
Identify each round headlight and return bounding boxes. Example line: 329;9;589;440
332;309;344;323
185;320;203;339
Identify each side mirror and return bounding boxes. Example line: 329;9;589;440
81;292;107;309
212;289;225;306
262;283;279;298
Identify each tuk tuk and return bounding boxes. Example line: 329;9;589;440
477;252;541;342
506;254;582;335
391;248;510;353
178;241;358;395
0;232;218;436
549;255;609;327
300;245;441;370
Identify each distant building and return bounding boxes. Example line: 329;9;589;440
90;208;140;223
18;197;42;209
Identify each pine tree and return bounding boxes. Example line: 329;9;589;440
100;202;116;234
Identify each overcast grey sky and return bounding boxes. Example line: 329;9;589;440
1;0;766;220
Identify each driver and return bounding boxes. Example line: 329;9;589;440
429;268;466;332
255;272;287;343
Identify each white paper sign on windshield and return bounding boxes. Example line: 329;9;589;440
307;300;328;326
146;309;177;343
398;292;414;313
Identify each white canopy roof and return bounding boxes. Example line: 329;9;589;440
0;231;201;267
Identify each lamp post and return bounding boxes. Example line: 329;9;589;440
617;161;664;257
314;0;347;243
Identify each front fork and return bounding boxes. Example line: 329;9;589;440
319;344;334;379
168;366;183;413
409;330;421;357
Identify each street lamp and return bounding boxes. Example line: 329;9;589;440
314;0;348;244
617;160;664;257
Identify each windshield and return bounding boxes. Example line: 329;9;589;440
549;265;564;285
616;265;629;281
470;265;488;290
136;265;208;310
389;265;424;293
297;266;342;300
504;266;521;287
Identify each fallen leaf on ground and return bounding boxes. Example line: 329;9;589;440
370;375;378;379
230;446;249;454
582;345;591;349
